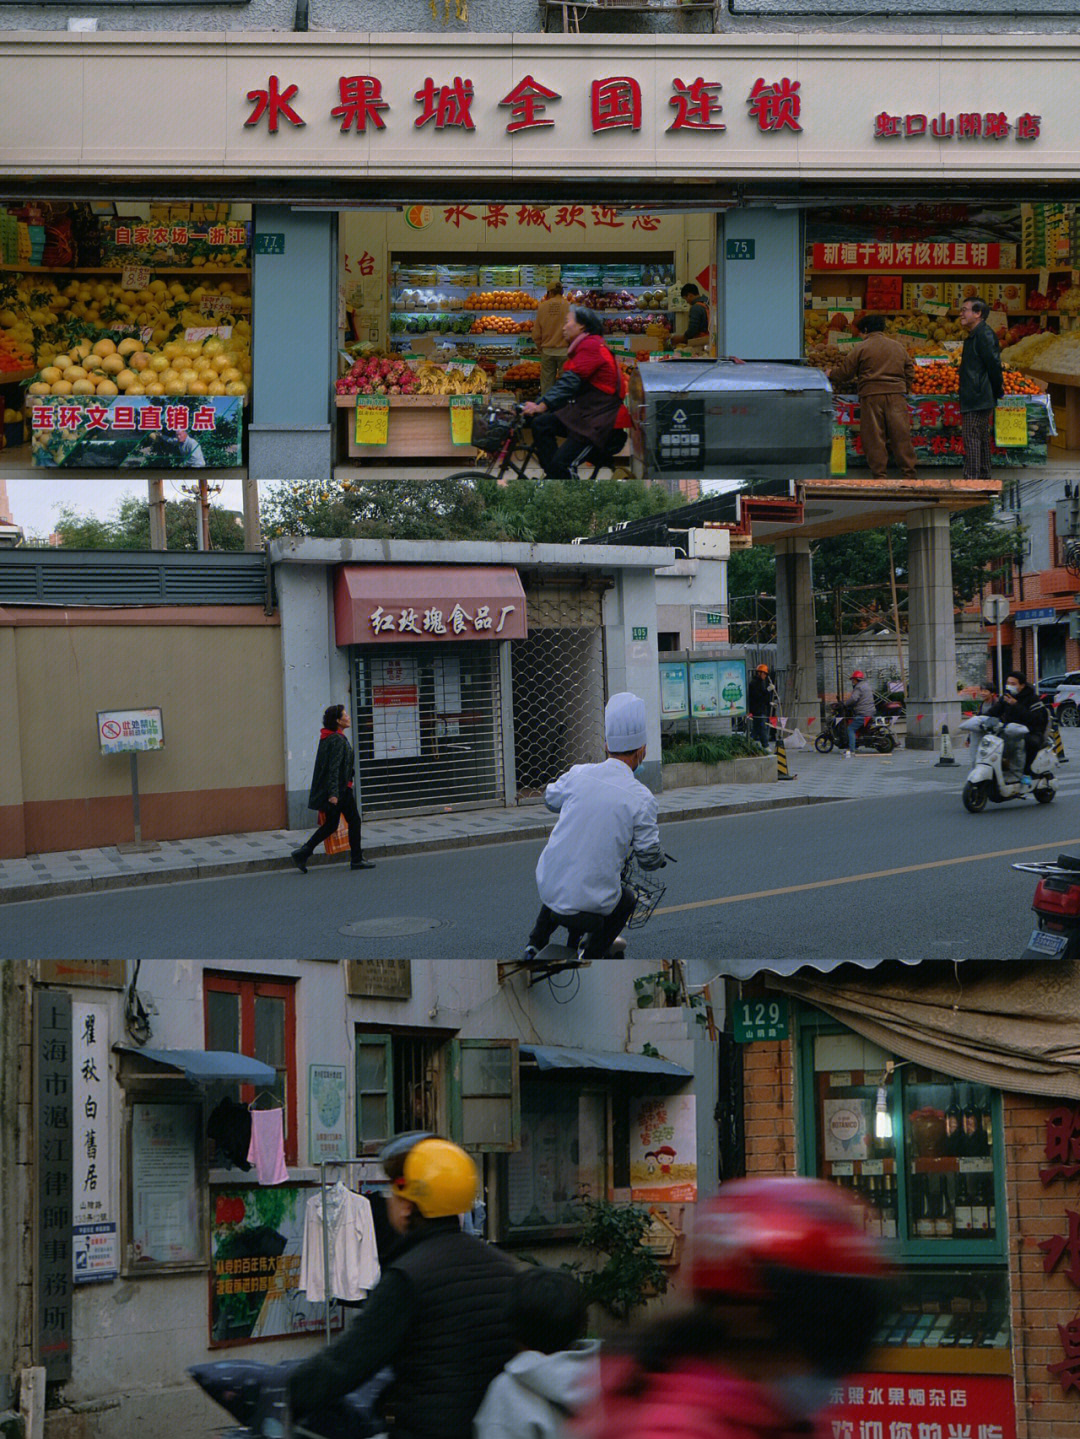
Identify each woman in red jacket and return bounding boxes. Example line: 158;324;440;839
574;1178;891;1439
521;307;630;478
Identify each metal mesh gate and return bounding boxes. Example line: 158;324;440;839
352;643;504;817
511;583;606;801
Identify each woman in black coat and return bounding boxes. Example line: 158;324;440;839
291;702;375;872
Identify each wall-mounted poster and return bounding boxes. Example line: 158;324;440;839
630;1095;697;1202
210;1186;343;1346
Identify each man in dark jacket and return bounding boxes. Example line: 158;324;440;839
521;307;628;478
958;298;1004;480
988;669;1047;776
290;702;375;872
287;1138;518;1439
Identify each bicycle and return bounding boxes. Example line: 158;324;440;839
444;401;627;486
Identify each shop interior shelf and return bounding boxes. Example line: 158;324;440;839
395;308;538;316
0;265;250;276
0;369;36;385
814;308;1051;319
910;1156;995;1174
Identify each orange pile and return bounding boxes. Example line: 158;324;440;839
1001;368;1044;396
463;291;537;311
910;363;958;394
502;361;541;382
471;317;532;334
0;334;33;373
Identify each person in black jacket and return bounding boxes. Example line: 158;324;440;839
746;664;776;748
958;298;1004;480
291;702;375;872
987;669;1047;775
287;1138;518;1439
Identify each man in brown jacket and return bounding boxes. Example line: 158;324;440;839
532;282;571;393
828;313;918;480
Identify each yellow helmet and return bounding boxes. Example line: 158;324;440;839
393;1138;478;1218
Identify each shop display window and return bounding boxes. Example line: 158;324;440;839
796;1012;1009;1368
502;1081;607;1240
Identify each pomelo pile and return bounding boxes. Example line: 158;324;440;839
27;334;250;400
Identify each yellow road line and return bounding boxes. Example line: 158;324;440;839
655;836;1080;916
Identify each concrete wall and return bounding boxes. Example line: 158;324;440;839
0;611;286;857
2;0;1074;35
655;556;727;651
602;567;664;792
25;960;708;1439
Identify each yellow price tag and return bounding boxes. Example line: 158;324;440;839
994;405;1028;448
354;396;390;446
830;432;847;476
449;396;474;446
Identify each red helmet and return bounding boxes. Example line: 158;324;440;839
850;669;866;680
690;1177;887;1297
689;1178;891;1375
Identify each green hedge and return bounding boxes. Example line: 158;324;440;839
661;734;767;765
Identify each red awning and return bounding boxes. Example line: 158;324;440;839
334;565;528;645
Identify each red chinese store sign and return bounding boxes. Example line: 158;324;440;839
244;72;803;135
812;243;1003;270
1039;1103;1080;1393
824;1375;1016;1439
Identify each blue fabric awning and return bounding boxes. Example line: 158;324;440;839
520;1044;691;1079
115;1046;276;1086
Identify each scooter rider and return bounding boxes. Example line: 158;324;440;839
988;669;1047;776
523;692;666;961
287;1138;517;1439
843;669;876;757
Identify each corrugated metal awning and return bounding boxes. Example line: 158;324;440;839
114;1046;276;1085
707;956;1045;981
520;1044;691;1079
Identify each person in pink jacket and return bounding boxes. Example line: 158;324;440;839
573;1178;892;1439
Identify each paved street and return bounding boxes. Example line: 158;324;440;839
5;733;1080;960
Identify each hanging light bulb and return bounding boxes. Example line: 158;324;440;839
875;1085;893;1141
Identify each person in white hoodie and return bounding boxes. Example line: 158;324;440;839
474;1267;601;1439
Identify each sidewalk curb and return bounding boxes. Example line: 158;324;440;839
1;791;845;905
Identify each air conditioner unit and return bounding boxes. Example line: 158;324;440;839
688;527;731;560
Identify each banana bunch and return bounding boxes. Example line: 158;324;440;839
412;361;490;395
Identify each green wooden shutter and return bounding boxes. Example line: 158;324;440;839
448;1038;520;1153
355;1033;393;1148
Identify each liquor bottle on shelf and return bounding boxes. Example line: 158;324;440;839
962;1087;987;1155
971;1175;991;1235
979;1088;994;1154
945;1087;962;1156
916;1175;936;1238
881;1173;898;1239
865;1175;883;1237
954;1173;973;1237
934;1175;953;1239
986;1174;997;1237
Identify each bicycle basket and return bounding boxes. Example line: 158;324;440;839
471;405;515;453
620;855;667;929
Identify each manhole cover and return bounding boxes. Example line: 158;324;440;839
339;916;443;937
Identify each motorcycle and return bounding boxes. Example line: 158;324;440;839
814;702;896;754
958;714;1057;812
190;1359;388;1439
1011;854;1080;957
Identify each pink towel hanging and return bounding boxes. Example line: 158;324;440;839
247;1106;289;1185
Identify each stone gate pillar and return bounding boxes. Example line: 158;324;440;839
774;537;819;733
906;509;961;748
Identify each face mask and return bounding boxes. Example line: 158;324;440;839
772;1372;839;1423
1006;685;1019;695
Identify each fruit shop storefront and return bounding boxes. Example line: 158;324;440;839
721;955;1080;1439
5;33;1080;486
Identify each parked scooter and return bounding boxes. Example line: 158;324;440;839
1011;854;1080;957
814;702;896;754
958;714;1057;812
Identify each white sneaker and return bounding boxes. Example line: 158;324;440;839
842;749;852;759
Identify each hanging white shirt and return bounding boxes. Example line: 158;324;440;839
299;1183;380;1303
536;758;661;916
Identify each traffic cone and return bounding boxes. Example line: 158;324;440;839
935;724;957;767
775;731;797;781
1052;721;1068;763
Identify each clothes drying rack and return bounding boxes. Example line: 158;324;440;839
314;1156;385;1342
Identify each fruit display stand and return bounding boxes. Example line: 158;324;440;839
833;391;1051;470
337;393;467;459
1017;368;1080;450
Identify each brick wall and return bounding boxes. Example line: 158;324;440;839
1004;1092;1080;1439
742;1038;797;1176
